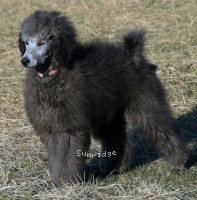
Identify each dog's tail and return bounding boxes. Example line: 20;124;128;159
123;29;145;65
123;29;157;71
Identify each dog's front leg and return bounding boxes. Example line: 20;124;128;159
47;131;90;185
61;131;91;183
46;133;68;185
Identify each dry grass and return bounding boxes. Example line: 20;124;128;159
0;0;197;199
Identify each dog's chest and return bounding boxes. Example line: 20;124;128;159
26;98;59;133
25;88;82;134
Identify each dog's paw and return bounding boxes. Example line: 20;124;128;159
171;164;187;171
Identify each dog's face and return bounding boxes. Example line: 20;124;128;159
18;10;77;74
20;34;52;68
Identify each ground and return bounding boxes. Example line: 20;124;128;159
0;0;196;199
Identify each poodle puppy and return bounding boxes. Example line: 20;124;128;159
18;10;188;184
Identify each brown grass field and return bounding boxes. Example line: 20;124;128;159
0;0;196;199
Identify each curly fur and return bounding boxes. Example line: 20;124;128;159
18;10;189;184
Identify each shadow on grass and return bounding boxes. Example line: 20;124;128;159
129;106;197;169
177;106;197;168
87;107;197;179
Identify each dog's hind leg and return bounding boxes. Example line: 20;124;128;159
46;131;90;185
128;76;189;169
95;112;131;177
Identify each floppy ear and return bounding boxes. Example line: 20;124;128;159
53;35;68;67
52;33;77;68
18;32;26;55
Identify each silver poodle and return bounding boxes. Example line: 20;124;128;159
18;10;189;185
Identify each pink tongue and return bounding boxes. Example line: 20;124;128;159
38;72;44;77
49;70;58;76
38;70;58;78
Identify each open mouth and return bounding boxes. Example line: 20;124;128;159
36;55;52;74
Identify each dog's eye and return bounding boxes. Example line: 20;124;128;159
48;35;53;40
38;41;45;46
25;41;29;45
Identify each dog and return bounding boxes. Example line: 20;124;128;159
18;10;188;184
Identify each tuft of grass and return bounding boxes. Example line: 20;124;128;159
0;0;196;199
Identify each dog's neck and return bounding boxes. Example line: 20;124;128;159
27;66;73;102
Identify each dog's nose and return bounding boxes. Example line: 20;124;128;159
21;57;30;67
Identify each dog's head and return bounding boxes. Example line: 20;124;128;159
18;10;77;74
